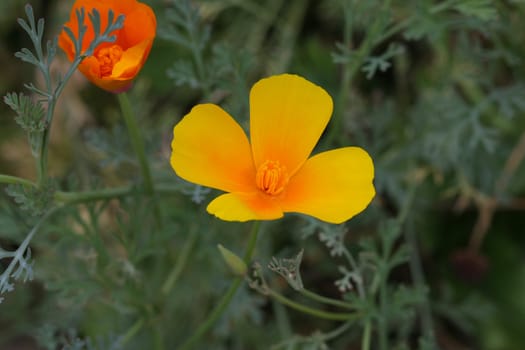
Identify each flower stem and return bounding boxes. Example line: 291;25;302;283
178;221;261;350
298;288;355;310
117;92;162;227
268;288;360;321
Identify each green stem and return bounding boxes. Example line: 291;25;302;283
299;288;355;310
375;0;457;46
377;185;417;350
37;54;86;188
55;186;135;204
402;185;435;344
342;248;366;299
119;318;145;346
362;320;372;350
326;0;353;147
178;221;261;350
53;184;185;206
0;207;58;289
272;320;354;349
429;0;456;14
242;221;260;261
268;288;360;321
117;92;162;227
323;320;355;342
404;223;435;345
161;225;199;295
273;299;292;339
378;269;388;350
0;175;35;187
326;0;390;146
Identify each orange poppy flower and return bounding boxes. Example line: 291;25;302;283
58;0;156;93
170;74;375;224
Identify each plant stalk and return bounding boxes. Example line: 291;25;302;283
117;92;162;227
178;221;261;349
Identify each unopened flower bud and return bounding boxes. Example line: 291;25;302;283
217;244;247;277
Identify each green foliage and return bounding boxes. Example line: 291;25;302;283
454;0;499;21
268;250;304;291
62;7;125;59
3;92;46;156
4;92;46;133
1;0;525;349
5;180;55;216
362;43;405;79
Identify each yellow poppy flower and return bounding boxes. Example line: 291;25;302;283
58;0;156;93
170;74;375;223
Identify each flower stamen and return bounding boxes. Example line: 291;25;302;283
256;160;289;196
96;44;124;77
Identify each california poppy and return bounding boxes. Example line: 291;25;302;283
171;74;375;224
58;0;156;93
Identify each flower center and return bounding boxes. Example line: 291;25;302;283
96;45;124;77
256;160;289;196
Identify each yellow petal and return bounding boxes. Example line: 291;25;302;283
250;74;333;176
207;192;283;222
171;104;256;193
279;147;375;224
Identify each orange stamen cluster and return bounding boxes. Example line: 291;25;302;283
96;45;124;77
256;160;289;196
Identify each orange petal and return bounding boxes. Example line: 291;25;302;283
77;60;131;92
279;147;375;224
59;0;156;55
60;0;115;56
171;104;256;193
207;192;283;222
118;3;156;48
59;0;156;92
112;38;153;78
249;74;333;176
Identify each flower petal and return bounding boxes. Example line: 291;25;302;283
207;192;283;222
280;147;375;224
59;0;113;58
112;39;153;78
118;2;156;48
250;74;333;175
171;104;256;193
58;0;156;92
